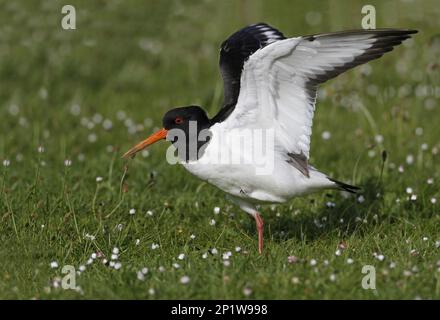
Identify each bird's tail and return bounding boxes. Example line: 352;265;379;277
328;177;360;194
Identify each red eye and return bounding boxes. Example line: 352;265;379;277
175;117;184;124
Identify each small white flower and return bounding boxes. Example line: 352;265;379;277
223;260;231;267
37;146;45;153
209;219;216;226
114;262;122;270
141;150;150;158
235;246;242;253
427;178;434;185
310;259;317;266
102;259;108;265
389;262;396;269
376;254;385;261
357;195;365;203
213;207;220;215
117;224;124;231
398;165;404;173
326;201;336;208
102;119;113;130
148;288;155;295
431;198;437;204
243;287;252;296
141;267;148;274
111;254;118;260
202;253;208;259
146;210;153;216
64;159;72;167
321;131;331;140
180;275;190;284
88;133;97;143
368;150;376;158
346;258;354;264
50;261;58;269
86;258;93;265
421;143;428;151
2;159;10;167
91;253;97;259
135;239;140;245
173;263;181;269
422;237;428;241
137;271;145;281
410;194;417;201
374;135;384;144
96;176;103;183
211;248;218;255
129;208;136;215
406;187;413;194
158;266;165;272
435;241;440;248
151;243;159;250
329;274;336;282
190;234;196;239
415;127;423;136
177;253;185;260
112;247;119;254
79;265;86;272
406;154;414;165
335;249;342;256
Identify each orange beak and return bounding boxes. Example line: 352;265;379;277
122;128;168;158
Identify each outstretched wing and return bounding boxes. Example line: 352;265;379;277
221;29;417;159
212;23;285;123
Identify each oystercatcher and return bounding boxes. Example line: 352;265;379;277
123;23;417;254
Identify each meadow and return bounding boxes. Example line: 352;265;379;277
0;0;439;299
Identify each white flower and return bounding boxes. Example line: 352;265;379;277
374;135;384;143
2;159;10;167
321;131;331;140
141;267;148;274
435;241;440;248
86;258;93;265
335;249;342;256
389;262;396;269
146;210;153;216
326;201;336;208
310;259;317;266
346;258;354;264
135;239;140;245
111;254;118;260
398;165;404;173
88;133;97;143
151;243;159;250
137;271;145;281
405;187;413;194
243;287;252;296
427;178;434;185
180;275;190;284
96;176;103;183
422;237;428;241
102;119;113;130
202;253;208;259
213;207;220;215
406;154;414;165
190;234;196;239
410;194;417;201
235;246;242;252
79;265;86;272
209;219;216;226
50;261;58;269
148;288;155;295
329;274;336;282
177;253;185;260
158;266;165;272
223;260;231;267
376;254;385;261
173;263;180;269
37;146;45;153
64;159;72;167
141;150;150;158
114;262;122;270
129;208;136;215
357;195;365;203
211;248;218;255
431;198;437;204
112;247;119;254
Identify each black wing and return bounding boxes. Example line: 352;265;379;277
212;23;285;123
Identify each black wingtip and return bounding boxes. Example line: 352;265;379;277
329;178;361;194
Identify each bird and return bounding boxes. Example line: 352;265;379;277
123;23;417;254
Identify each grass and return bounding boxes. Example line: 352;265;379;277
0;0;439;299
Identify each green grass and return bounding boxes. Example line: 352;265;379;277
0;0;439;299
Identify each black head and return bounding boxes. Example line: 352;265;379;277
122;105;211;160
162;105;211;131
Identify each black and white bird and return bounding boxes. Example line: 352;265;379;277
123;23;417;254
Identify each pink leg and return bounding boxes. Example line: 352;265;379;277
254;213;264;255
